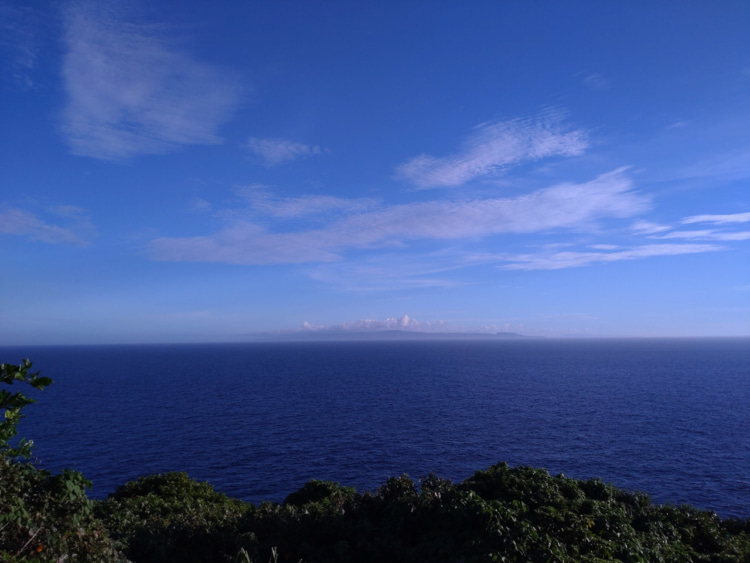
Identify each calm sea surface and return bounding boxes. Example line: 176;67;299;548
2;339;749;518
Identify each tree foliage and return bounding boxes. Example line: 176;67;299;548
96;472;248;562
0;360;123;562
0;359;52;459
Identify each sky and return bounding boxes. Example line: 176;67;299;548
1;1;749;344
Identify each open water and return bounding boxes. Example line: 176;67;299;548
2;338;749;518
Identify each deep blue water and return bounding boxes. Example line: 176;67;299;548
2;339;749;518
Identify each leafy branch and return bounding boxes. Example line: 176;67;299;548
0;359;52;459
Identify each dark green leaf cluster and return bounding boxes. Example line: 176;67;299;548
0;360;123;562
94;466;750;563
1;360;52;459
0;459;125;562
96;472;249;562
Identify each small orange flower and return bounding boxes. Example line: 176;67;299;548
36;544;45;552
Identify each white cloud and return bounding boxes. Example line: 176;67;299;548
337;167;646;243
148;168;648;265
498;244;723;270
631;214;750;242
0;206;89;246
300;315;448;333
396;113;588;188
631;220;671;235
653;230;750;241
61;2;240;160
681;212;750;225
245;138;324;167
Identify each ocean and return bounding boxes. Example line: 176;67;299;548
2;338;749;518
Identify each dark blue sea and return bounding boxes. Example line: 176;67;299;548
3;338;749;518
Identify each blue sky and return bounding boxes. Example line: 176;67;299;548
1;1;749;344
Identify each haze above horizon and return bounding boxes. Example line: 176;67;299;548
1;1;749;345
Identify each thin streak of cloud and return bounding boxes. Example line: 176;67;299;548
499;244;723;271
148;222;342;265
653;230;750;241
188;198;212;214
51;204;86;219
666;121;689;130
582;73;610;90
0;206;89;246
679;149;750;181
148;168;648;265
307;252;471;291
681;212;750;225
396;113;588;188
631;220;671;235
245;138;325;167
61;1;240;160
236;185;376;219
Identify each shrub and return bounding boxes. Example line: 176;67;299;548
0;360;122;562
96;472;249;562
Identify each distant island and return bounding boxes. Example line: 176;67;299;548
257;329;524;342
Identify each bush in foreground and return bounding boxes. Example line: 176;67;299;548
96;472;248;562
93;465;750;563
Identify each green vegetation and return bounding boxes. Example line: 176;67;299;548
0;360;124;562
2;360;750;562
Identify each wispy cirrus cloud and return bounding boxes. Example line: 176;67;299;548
61;2;240;160
0;4;41;89
307;251;472;291
582;73;610;90
188;198;213;214
679;149;750;182
652;230;750;241
336;168;644;243
681;212;750;225
148;168;648;265
628;211;750;243
245;138;325;167
631;220;671;235
498;244;723;271
149;222;341;265
396;113;588;188
234;185;376;219
0;206;90;246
